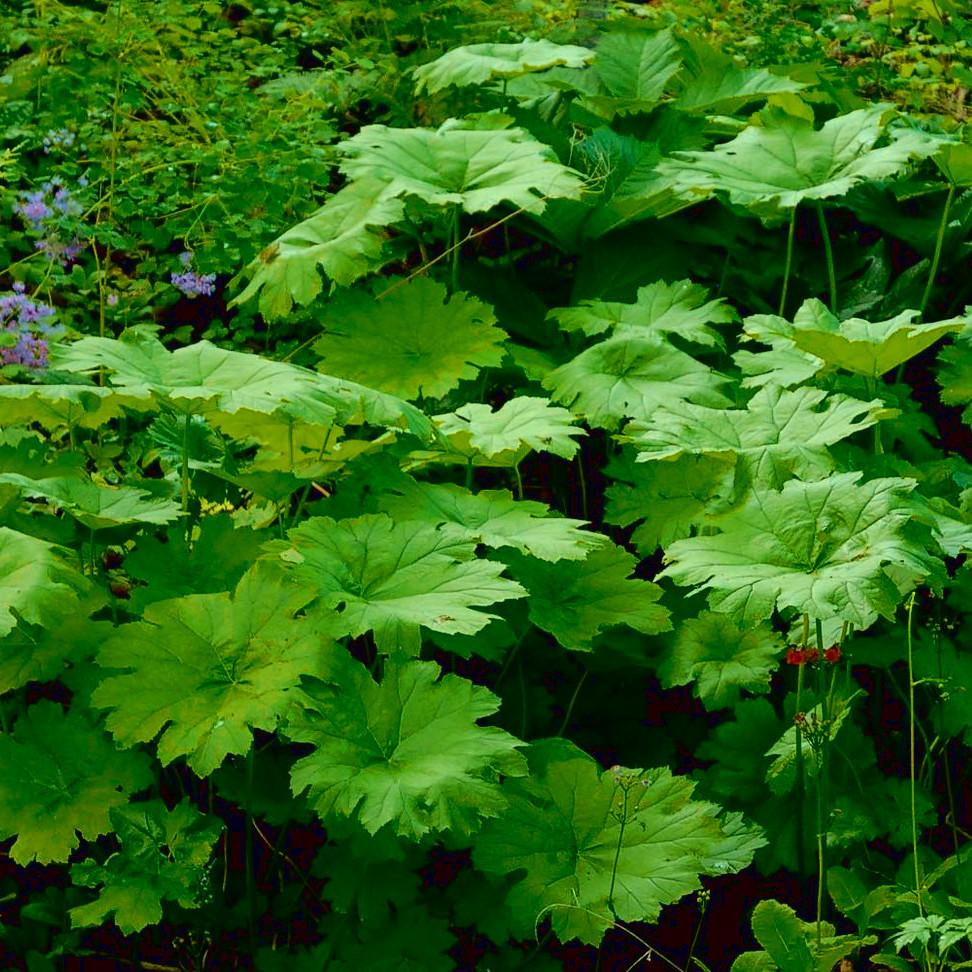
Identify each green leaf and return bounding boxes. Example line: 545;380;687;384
660;473;941;627
54;332;430;438
338;121;584;214
276;513;526;655
623;385;888;491
937;328;972;408
549;278;735;348
0;610;109;694
287;656;526;839
0;474;181;530
658;611;782;709
314;278;507;400
427;397;586;465
504;544;671;651
673;37;806;114
231;180;405;319
604;449;734;554
544;334;731;430
377;478;603;561
92;565;336;777
787;300;964;378
0;527;91;638
70;799;223;934
586;29;683;117
413;40;594;94
474;738;762;945
0;384;150;431
745;899;815;972
659;105;940;215
733;312;826;389
0;701;152;864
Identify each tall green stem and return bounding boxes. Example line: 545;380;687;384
906;592;924;917
794;614;808;877
919;185;955;317
816;203;838;315
814;619;830;944
181;413;191;543
778;206;797;316
608;786;630;918
450;206;461;293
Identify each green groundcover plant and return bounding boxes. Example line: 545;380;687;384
1;1;972;969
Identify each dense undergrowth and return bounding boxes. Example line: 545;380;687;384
2;1;972;969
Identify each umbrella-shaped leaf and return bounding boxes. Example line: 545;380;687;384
549;278;734;347
660;472;942;628
231;179;404;319
623;385;888;490
70;799;223;934
377;479;603;562
658;105;940;215
428;397;586;466
787;299;965;377
92;565;337;777
604;450;734;554
276;513;526;655
504;543;671;651
0;701;152;864
658;611;782;710
287;656;526;839
937;328;972;409
0;526;91;638
314;278;506;400
585;29;683;117
338;121;584;214
473;738;764;945
0;384;151;431
53;333;430;437
672;37;806;114
544;334;732;430
0;474;181;530
414;40;593;94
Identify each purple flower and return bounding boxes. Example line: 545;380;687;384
171;254;216;298
14;180;85;267
107;292;118;306
0;287;61;369
42;128;76;154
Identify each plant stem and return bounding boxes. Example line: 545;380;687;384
816;203;838;315
245;746;257;954
608;788;630;917
778;206;797;316
513;461;524;500
450;205;461;293
814;619;830;944
557;669;588;736
794;615;808;877
920;184;955;317
906;592;924;917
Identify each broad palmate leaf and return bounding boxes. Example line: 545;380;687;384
276;513;525;654
0;702;152;864
549;279;734;348
544;334;731;430
338;121;584;214
377;478;603;561
474;738;763;945
585;29;683;117
658;105;940;215
92;566;336;776
427;397;586;466
623;385;888;491
0;474;181;530
0;526;91;637
660;473;941;627
787;299;965;378
232;179;404;319
658;611;782;710
287;656;527;839
70;800;223;934
54;332;430;438
414;40;593;94
314;278;506;400
604;450;734;554
504;544;671;651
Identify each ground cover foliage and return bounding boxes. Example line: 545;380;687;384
3;0;972;969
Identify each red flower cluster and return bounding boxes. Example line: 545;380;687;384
785;645;842;665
